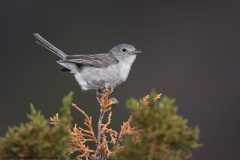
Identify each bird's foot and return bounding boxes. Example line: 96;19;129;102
109;97;119;107
96;87;108;96
96;88;118;107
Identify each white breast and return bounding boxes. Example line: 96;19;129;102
117;55;136;82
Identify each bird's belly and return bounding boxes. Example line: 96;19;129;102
74;63;131;90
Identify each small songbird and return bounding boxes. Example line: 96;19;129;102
34;33;141;94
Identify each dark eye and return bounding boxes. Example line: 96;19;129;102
122;48;127;52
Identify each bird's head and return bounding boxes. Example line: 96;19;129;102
109;44;142;60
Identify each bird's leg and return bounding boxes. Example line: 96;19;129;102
96;87;108;96
96;89;103;96
89;81;105;96
87;80;106;96
88;80;119;107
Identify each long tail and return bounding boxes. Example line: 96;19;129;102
33;33;67;59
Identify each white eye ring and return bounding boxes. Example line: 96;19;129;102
121;48;127;52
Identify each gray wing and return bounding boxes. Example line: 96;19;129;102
58;53;118;68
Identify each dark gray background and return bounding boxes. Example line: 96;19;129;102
1;1;240;159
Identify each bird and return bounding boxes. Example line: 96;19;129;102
33;33;141;95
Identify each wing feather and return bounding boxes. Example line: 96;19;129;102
58;53;118;68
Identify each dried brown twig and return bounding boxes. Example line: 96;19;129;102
50;90;141;160
117;114;142;145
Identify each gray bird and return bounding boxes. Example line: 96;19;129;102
33;33;141;94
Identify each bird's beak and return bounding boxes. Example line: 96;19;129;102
133;49;142;54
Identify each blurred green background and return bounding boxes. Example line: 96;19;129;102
0;1;240;159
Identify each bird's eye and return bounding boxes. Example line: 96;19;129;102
122;48;127;52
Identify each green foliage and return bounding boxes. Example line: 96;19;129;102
0;90;201;160
0;92;74;159
114;90;201;160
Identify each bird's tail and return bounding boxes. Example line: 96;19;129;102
33;33;67;59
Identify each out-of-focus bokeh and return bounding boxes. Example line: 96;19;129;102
0;1;239;159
